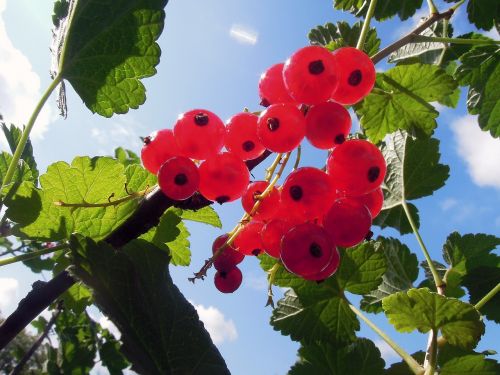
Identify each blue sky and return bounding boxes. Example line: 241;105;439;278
0;0;499;374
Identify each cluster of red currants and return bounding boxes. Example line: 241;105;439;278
140;45;386;293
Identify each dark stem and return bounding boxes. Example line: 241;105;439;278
371;8;455;64
9;304;62;375
0;150;272;351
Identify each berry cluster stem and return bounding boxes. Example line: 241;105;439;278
349;304;424;375
356;0;378;51
0;243;68;267
266;262;281;307
0;75;62;208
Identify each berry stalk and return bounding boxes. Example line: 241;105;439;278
356;0;378;51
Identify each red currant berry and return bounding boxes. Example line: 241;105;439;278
214;267;243;293
198;152;250;203
141;129;180;174
158;156;199;200
241;181;280;220
234;221;265;256
257;103;306;152
305;101;351;149
258;63;295;107
349;187;384;219
327;139;386;196
283;46;338;105
173;109;226;160
225;113;266;161
260;219;295;258
302;246;340;281
330;47;376;105
280;223;335;277
281;167;336;219
212;234;245;271
323;198;372;248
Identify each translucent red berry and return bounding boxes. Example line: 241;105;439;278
214;267;243;293
260;219;295;258
241;181;280;220
257;103;306;152
281;167;336;220
283;46;338;105
302;246;340;281
330;47;376;105
327;139;386;196
212;234;245;271
280;223;335;277
141;129;180;174
173;109;226;160
234;221;265;256
158;156;199;200
198;152;250;203
305;101;351;149
323;198;372;248
349;187;384;219
225;113;266;161
258;63;295;106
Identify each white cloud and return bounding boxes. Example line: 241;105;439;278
451;115;500;189
229;24;258;45
0;0;54;144
99;315;121;339
0;277;19;313
90;116;144;153
440;197;458;211
374;339;399;364
191;303;237;345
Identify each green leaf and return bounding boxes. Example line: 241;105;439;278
1;123;38;181
361;237;419;313
98;329;129;375
356;64;457;142
372;203;418;235
308;21;380;55
114;147;140;166
140;208;192;266
175;206;222;228
52;0;168;117
373;131;449;234
5;157;150;241
336;241;386;295
334;0;424;21
386;352;425;375
467;0;499;30
441;354;500;374
69;235;229;374
61;282;93;315
455;45;500;137
289;338;385;375
382;288;485;349
259;254;307;289
0;152;34;201
463;267;500;323
271;285;359;345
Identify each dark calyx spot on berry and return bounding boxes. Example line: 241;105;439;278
242;140;255;152
174;173;188;186
267;117;280;131
365;230;374;241
194;113;209;126
216;196;230;204
309;242;323;258
252;249;262;256
143;136;151;145
334;134;345;144
219;270;227;278
289;185;303;201
348;69;362;86
260;98;271;107
308;60;325;75
367;166;380;182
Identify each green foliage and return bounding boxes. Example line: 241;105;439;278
373;131;449;234
289;338;385;375
1;123;38;181
455;45;500;137
356;64;457;142
308;21;380;55
466;0;499;30
70;235;229;374
114;147;140;166
333;0;424;21
174;206;222;228
5;157;154;242
61;282;93;315
98;329;129;375
0;152;34;201
383;288;485;349
52;0;168;117
361;237;419;313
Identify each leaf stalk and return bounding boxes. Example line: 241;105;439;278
356;0;378;50
474;282;500;311
0;243;68;268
